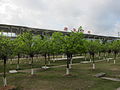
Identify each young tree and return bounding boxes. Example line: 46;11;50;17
0;35;13;86
101;43;108;60
82;40;89;61
104;42;112;62
20;32;40;75
13;35;26;69
61;32;84;75
97;41;102;60
41;34;53;69
111;40;120;64
51;32;64;61
87;40;100;69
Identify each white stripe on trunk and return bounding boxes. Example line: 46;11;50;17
93;63;95;69
66;68;69;75
90;59;92;62
31;69;34;75
3;77;7;87
17;64;19;69
114;60;116;64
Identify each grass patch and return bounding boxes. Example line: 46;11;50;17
0;57;120;90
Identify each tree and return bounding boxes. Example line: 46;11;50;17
81;40;89;61
87;40;100;69
41;34;53;69
51;32;64;61
111;40;120;64
0;35;13;86
13;35;26;69
101;42;108;60
20;32;40;75
102;42;112;62
61;32;84;75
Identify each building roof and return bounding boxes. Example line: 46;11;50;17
0;24;119;40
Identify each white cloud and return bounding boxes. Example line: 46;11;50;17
0;0;120;36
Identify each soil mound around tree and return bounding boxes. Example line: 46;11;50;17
0;85;16;90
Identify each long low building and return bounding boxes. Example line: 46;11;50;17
0;24;119;41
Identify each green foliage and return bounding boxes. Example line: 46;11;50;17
0;30;120;60
101;42;112;53
87;40;100;54
62;32;84;54
19;32;41;57
51;32;64;54
52;32;85;55
111;40;120;53
41;35;53;54
13;35;26;56
0;36;13;59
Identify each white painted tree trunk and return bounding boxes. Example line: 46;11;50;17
53;58;56;62
31;69;34;75
29;61;31;64
62;54;64;58
114;60;116;64
90;59;92;62
45;65;47;69
92;63;95;69
105;53;106;57
10;61;12;64
69;64;71;69
99;56;100;59
107;58;110;62
3;77;7;87
66;68;69;75
85;57;86;61
70;59;73;64
104;53;106;60
17;64;19;69
69;59;73;69
48;61;50;65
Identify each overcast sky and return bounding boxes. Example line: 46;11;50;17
0;0;120;36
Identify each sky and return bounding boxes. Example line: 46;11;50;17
0;0;120;36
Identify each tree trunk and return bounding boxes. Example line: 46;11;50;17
107;58;110;62
92;63;95;69
10;58;12;64
36;54;39;62
92;54;95;69
31;56;34;75
44;54;47;69
90;55;92;62
104;52;106;60
98;52;101;59
48;54;50;65
85;53;87;61
66;53;70;75
3;58;7;87
114;53;117;64
17;54;20;69
53;54;55;59
107;52;110;62
69;54;72;69
53;54;55;62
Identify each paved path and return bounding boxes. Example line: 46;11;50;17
117;87;120;90
51;56;84;61
101;77;120;82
